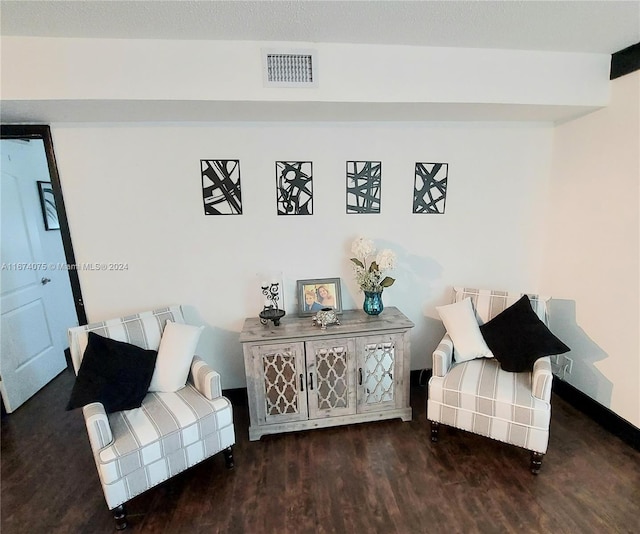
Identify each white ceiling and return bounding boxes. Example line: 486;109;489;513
1;0;639;54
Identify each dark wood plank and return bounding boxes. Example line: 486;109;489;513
2;368;639;533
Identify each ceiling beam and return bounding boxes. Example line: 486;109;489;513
610;42;640;80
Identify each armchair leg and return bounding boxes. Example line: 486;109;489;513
530;451;544;475
430;421;440;442
223;446;235;469
113;504;127;531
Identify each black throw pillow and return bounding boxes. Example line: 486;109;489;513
479;295;570;373
66;332;158;413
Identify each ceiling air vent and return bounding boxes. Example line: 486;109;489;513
262;49;318;88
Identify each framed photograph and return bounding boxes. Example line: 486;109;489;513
296;278;343;316
37;181;59;230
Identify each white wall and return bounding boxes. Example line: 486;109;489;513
541;71;640;427
51;121;553;388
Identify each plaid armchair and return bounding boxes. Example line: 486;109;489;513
68;306;235;530
427;288;555;474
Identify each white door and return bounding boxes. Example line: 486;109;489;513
0;168;68;412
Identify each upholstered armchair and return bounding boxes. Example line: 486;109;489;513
68;306;235;530
427;288;568;474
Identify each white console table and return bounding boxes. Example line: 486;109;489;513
239;307;414;441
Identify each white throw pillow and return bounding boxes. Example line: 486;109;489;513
148;321;205;392
436;297;493;362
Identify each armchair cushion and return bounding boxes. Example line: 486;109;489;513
479;295;570;372
94;383;234;509
436;297;493;362
428;357;551;452
149;321;205;392
66;332;157;413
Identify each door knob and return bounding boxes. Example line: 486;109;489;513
41;277;51;285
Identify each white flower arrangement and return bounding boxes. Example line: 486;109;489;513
350;237;396;293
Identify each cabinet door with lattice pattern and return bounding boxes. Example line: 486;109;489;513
250;342;308;425
305;338;357;419
356;334;403;413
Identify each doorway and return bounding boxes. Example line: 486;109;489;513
1;125;86;412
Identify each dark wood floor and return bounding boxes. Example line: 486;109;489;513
2;369;639;534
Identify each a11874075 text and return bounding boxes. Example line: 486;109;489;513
1;262;129;271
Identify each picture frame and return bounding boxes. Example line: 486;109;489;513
296;278;343;316
37;181;60;230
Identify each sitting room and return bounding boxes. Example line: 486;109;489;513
1;1;639;532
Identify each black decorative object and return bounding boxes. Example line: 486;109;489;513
346;161;381;214
259;281;286;326
413;162;448;214
276;161;313;215
201;159;243;215
37;181;59;230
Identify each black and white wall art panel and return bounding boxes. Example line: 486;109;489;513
413;162;448;214
201;159;243;215
276;161;313;215
346;161;381;214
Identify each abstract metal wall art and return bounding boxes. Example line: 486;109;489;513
37;181;60;230
346;161;381;214
413;162;448;214
201;159;243;215
276;161;313;215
